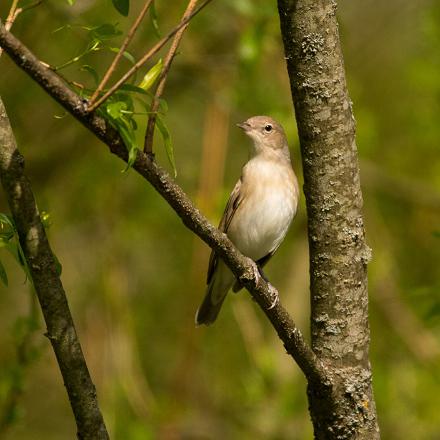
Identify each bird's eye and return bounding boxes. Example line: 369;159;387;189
264;124;273;133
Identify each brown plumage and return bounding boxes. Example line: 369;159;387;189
195;116;299;325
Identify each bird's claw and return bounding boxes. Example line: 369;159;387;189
248;260;278;309
267;284;279;309
251;261;261;283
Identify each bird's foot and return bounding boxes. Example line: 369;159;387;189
267;284;279;310
250;261;261;283
246;260;278;308
257;264;269;283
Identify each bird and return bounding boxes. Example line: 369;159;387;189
195;115;299;326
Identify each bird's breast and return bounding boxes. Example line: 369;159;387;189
228;158;298;261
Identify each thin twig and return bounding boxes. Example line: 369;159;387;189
0;0;20;57
144;0;198;154
0;0;43;58
5;0;20;29
87;0;213;113
0;22;329;388
88;0;154;106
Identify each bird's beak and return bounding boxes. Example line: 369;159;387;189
237;121;251;132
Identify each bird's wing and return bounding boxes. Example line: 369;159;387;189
206;177;243;284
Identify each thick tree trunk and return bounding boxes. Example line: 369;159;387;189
277;1;380;438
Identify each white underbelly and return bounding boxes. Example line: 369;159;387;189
228;190;295;261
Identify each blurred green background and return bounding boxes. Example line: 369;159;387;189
0;0;439;439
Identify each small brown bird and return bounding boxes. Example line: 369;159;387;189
195;116;299;325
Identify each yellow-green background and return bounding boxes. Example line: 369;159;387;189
0;0;439;438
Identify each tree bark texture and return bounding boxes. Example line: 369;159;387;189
277;1;380;438
0;97;109;440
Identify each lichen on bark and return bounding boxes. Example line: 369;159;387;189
277;0;380;438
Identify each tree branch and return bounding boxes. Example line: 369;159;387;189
0;21;329;388
0;97;109;439
88;0;154;106
86;0;213;113
143;0;199;154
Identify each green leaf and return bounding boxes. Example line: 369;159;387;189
138;59;163;91
112;0;130;16
17;243;26;267
106;101;128;119
66;0;76;5
0;213;14;228
52;24;71;34
117;122;138;170
87;40;102;52
122;51;136;64
113;92;134;111
127;145;139;170
150;1;161;38
0;223;33;284
89;23;122;41
17;244;32;284
107;118;139;171
0;259;8;286
158;98;168;114
155;115;176;178
108;47;136;64
0;232;14;245
119;84;150;95
137;96;168;114
80;65;99;85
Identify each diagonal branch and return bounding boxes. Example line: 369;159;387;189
0;22;329;387
0;97;109;440
87;0;213;113
144;0;198;154
88;0;154;106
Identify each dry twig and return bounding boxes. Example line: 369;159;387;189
87;0;213;112
0;0;20;57
144;0;199;154
88;0;154;106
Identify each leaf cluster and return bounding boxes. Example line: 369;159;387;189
56;11;176;175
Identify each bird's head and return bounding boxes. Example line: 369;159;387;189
237;116;289;156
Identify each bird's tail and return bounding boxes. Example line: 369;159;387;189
195;282;227;326
195;263;233;326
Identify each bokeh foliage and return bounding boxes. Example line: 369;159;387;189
0;0;439;438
